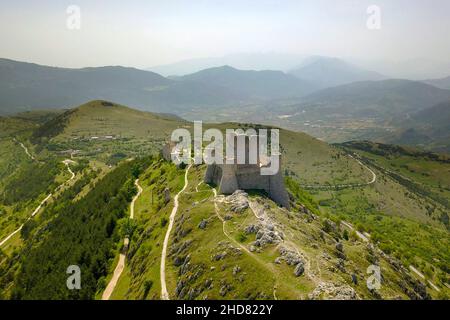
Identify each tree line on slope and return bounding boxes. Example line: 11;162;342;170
10;157;151;299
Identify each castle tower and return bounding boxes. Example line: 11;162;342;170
203;130;291;209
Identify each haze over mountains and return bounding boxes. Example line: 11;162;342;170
148;53;450;80
1;56;450;152
423;76;450;90
147;53;309;76
178;65;317;99
3;55;449;115
288;57;386;89
0;58;318;115
298;79;450;118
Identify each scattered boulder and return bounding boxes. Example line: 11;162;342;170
213;251;227;261
351;273;358;285
232;265;241;275
244;224;260;235
322;219;338;234
294;263;305;277
198;220;208;229
336;242;344;252
336;258;346;272
176;280;186;298
173;255;185;267
179;255;191;275
164;188;171;204
204;278;213;289
219;283;232;297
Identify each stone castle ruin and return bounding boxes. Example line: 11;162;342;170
204;131;290;209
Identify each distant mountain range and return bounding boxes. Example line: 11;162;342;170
2;57;450;152
384;100;450;152
288;57;386;89
147;53;309;76
0;58;314;115
178;65;316;99
422;76;450;90
298;79;450;118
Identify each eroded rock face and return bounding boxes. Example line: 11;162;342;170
308;282;357;300
226;190;249;213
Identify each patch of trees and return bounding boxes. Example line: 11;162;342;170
30;109;75;145
11;157;151;299
1;159;61;205
285;177;320;215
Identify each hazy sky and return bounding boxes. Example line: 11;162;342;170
1;0;449;71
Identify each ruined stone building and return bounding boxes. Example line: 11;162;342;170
204;132;290;209
161;141;177;162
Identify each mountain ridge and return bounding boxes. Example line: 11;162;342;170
289;56;386;89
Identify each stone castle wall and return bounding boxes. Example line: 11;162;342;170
205;161;290;209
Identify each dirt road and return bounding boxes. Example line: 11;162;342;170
0;160;75;247
160;165;192;300
102;179;142;300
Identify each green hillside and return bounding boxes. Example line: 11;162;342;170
0;101;448;300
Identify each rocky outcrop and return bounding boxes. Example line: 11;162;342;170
308;282;358;300
254;228;281;247
276;246;306;277
225;190;249;213
278;246;303;266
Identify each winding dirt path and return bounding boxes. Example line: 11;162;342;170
102;179;142;300
160;165;192;300
0;160;75;247
300;154;377;190
13;138;35;161
213;190;279;299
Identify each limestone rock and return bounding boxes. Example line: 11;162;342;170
294;263;305;277
244;224;260;234
308;282;357;300
279;246;303;266
213;251;227;261
226;190;249;213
